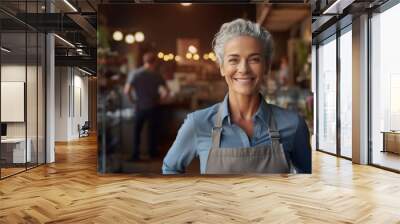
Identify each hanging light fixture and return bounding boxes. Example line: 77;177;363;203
188;45;197;54
113;31;124;41
135;32;145;42
125;34;135;44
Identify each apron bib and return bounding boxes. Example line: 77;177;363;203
205;102;296;174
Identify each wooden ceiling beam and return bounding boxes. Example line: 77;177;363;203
257;5;271;25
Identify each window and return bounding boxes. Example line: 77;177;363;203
0;1;46;179
317;36;337;154
370;2;400;171
339;28;352;158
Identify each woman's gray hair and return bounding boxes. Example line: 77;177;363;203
212;18;274;65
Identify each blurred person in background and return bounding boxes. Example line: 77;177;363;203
162;18;311;174
278;56;289;88
124;51;169;161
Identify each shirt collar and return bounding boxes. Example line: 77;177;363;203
254;96;269;125
220;94;231;125
220;93;269;126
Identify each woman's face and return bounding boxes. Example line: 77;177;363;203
220;36;268;96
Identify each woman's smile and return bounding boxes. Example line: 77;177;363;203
232;76;256;85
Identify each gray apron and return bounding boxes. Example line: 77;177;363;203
205;103;296;174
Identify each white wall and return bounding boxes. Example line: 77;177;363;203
1;65;26;134
1;64;46;164
55;67;69;141
1;65;35;138
55;67;89;141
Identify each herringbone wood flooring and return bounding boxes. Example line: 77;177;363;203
1;135;400;223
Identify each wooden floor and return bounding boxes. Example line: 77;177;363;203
1;167;26;178
1;136;400;223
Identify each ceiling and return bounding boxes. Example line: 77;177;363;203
259;4;310;32
0;0;312;74
311;0;389;41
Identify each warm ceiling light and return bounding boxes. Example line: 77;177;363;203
181;3;192;6
208;52;216;61
175;55;181;62
168;53;174;60
203;54;209;60
135;32;145;42
193;54;199;61
63;0;78;12
163;55;169;61
125;34;135;44
54;34;75;48
113;31;123;41
188;45;197;54
158;52;164;59
186;52;192;59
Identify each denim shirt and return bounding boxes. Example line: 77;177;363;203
162;94;312;174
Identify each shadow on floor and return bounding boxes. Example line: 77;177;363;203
120;157;201;174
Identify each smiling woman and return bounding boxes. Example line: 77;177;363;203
162;18;312;174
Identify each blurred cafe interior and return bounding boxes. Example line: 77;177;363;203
97;3;312;173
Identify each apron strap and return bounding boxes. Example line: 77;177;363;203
267;103;295;172
267;104;281;143
211;103;224;148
